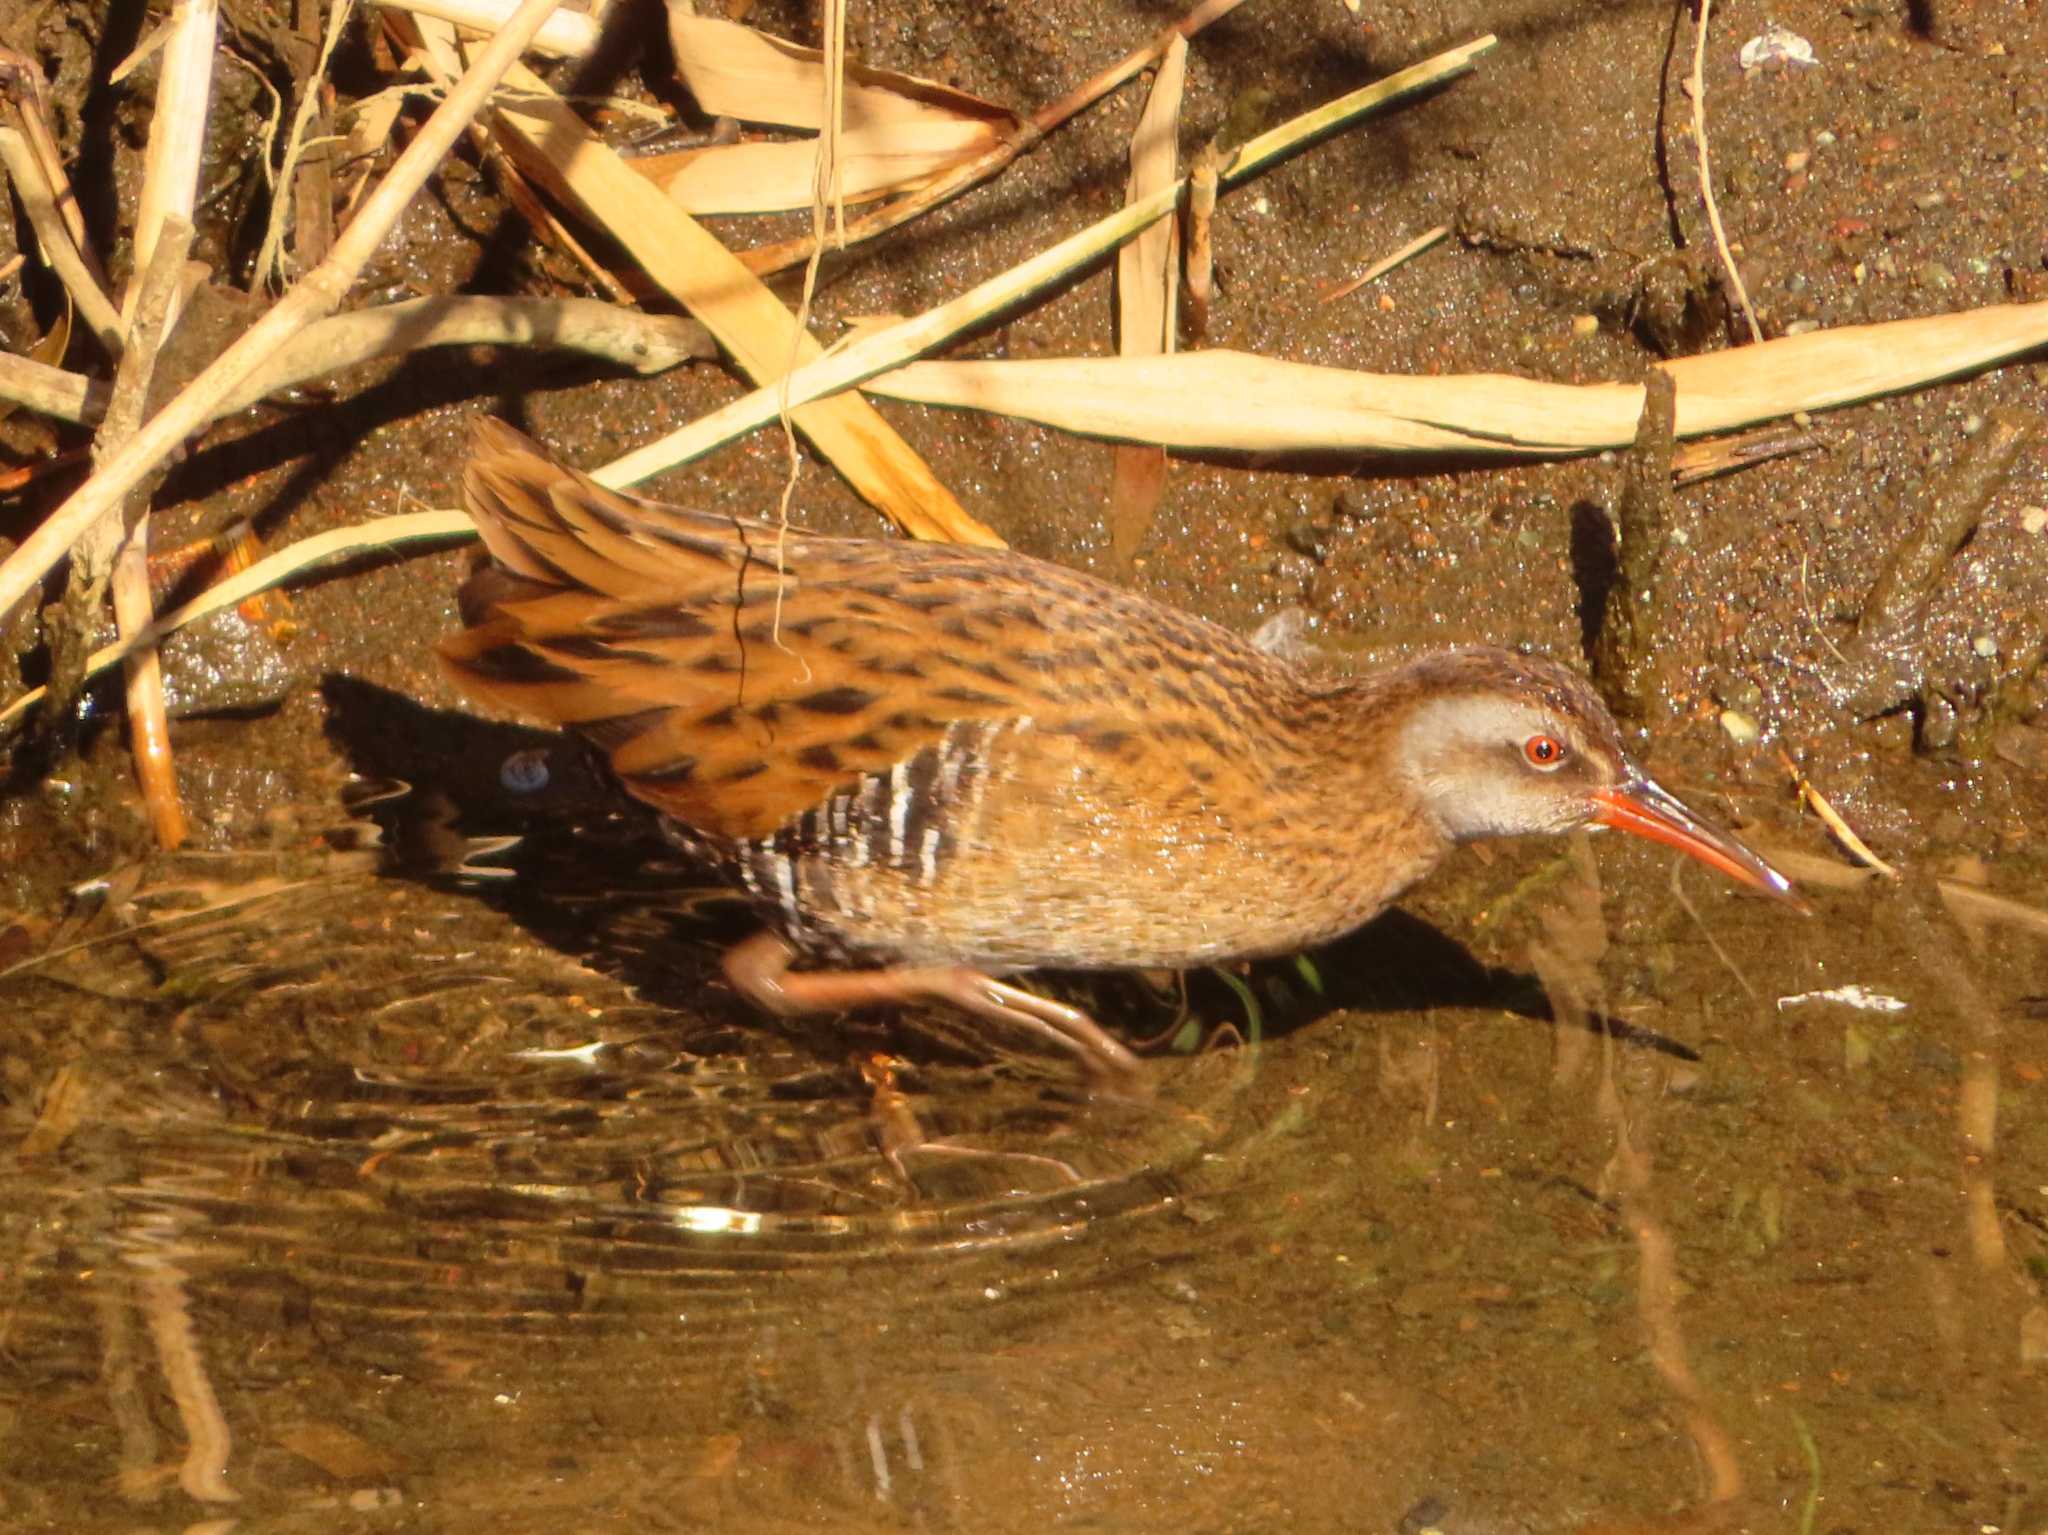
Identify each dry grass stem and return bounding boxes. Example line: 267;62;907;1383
217;44;284;197
97;217;198;849
124;0;216;333
256;0;354;289
817;0;848;241
738;0;1252;276
0;46;101;263
1688;0;1762;344
0;0;567;629
1109;35;1185;563
1777;749;1899;879
1321;223;1448;304
0;126;122;351
594;181;1181;492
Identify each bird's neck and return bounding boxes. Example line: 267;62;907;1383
1247;668;1454;933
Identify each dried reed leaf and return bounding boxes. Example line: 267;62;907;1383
1109;35;1185;563
452;42;994;544
668;14;1014;131
1118;37;1183;360
869;302;2048;456
600;34;1499;487
1662;303;2048;432
635;116;1001;214
377;0;602;58
876;351;1636;454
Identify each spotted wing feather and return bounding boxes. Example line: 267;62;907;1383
441;420;1082;842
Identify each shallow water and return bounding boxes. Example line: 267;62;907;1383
5;789;2046;1533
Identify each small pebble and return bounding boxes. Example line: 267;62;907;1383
1916;261;1956;290
1962;413;1985;435
1571;313;1599;336
1972;635;1998;659
1912;189;1948;211
2020;506;2047;535
1716;676;1764;712
500;748;552;793
1284;519;1332;562
1719;709;1760;745
1813;129;1836;147
1784;149;1810;173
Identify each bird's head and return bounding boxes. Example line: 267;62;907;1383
1387;649;1800;904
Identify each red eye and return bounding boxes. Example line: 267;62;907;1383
1524;733;1566;769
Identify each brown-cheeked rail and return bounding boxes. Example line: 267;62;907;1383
441;421;1800;1083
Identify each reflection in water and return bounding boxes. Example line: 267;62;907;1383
4;798;2047;1528
0;821;1255;1518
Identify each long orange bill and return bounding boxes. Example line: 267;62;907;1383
1591;773;1804;907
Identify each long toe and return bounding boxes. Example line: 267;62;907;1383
940;972;1146;1092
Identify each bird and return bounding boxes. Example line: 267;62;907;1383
440;420;1799;1081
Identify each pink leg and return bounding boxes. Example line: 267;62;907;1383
722;932;1143;1085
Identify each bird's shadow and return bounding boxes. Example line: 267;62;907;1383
319;676;1696;1067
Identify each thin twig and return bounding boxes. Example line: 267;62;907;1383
1777;748;1899;879
1321;224;1448;304
1689;0;1762;344
0;0;565;628
768;0;849;654
1182;142;1219;341
101;218;198;850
